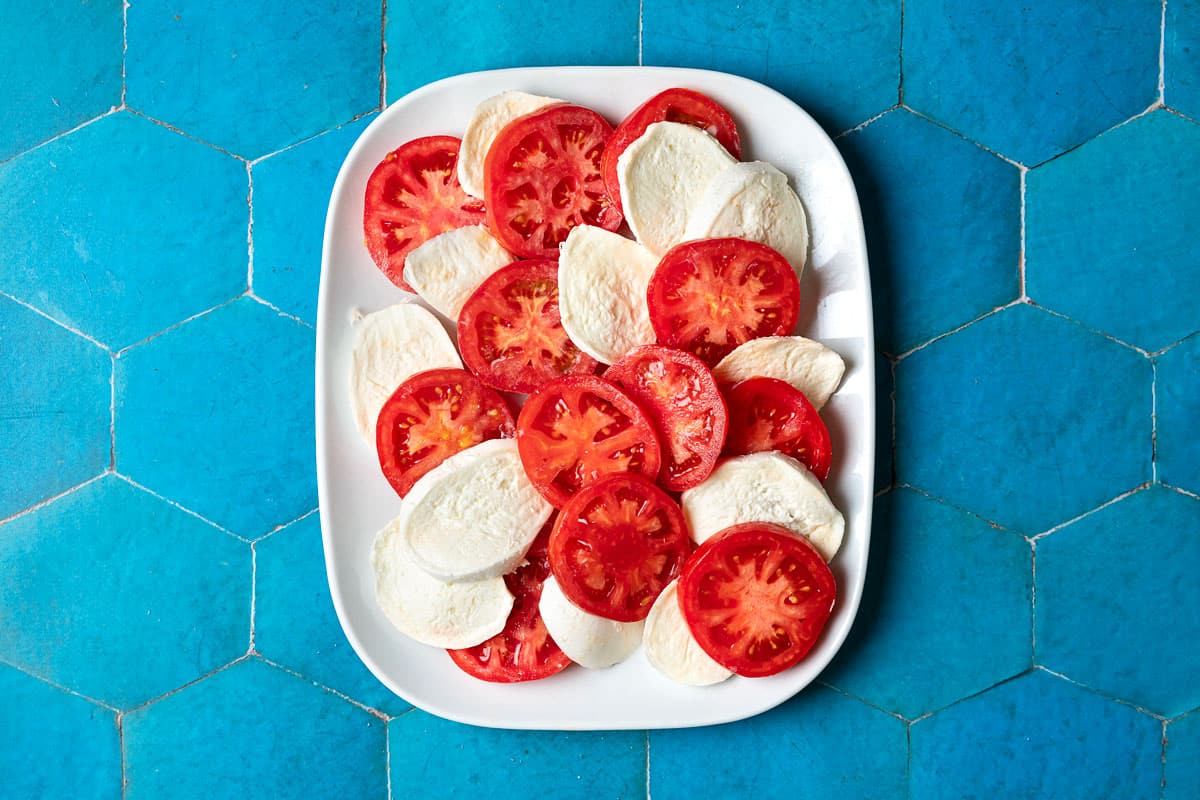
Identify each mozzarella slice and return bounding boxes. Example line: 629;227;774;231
372;516;513;649
683;161;809;277
712;335;846;410
458;90;562;198
539;576;644;669
398;439;553;582
349;303;463;442
558;225;658;364
403;226;513;320
681;452;845;561
643;580;732;686
617;121;737;256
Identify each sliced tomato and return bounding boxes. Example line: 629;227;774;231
363;136;485;291
604;345;728;491
721;377;832;481
457;259;599;393
678;522;836;678
601;88;741;214
375;368;515;498
549;473;690;622
516;374;661;508
648;237;800;367
483;104;622;259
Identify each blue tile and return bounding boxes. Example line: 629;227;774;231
385;0;638;103
126;2;380;159
1167;0;1200;118
0;3;121;162
256;513;409;716
116;297;315;539
253;116;373;325
840;109;1020;353
1167;710;1200;800
389;710;644;799
895;304;1150;535
904;1;1160;165
650;686;906;800
125;658;386;800
1027;111;1200;352
1036;486;1200;717
875;351;893;492
1158;334;1200;493
824;489;1031;719
0;476;249;708
643;0;899;134
0;665;120;800
0;113;246;350
911;670;1162;800
0;296;109;518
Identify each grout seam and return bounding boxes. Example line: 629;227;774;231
245;162;254;292
0;109;123;169
1018;166;1028;300
124;655;249;715
1035;665;1167;720
638;0;644;65
109;353;117;470
835;104;900;140
897;0;905;105
1161;717;1169;800
0;654;120;712
121;1;129;107
115;473;249;543
895;484;1016;538
257;655;389;719
900;104;1024;166
0;290;112;352
1031;483;1150;541
380;0;388;108
126;109;248;163
1163;482;1200;500
253;506;320;544
1159;0;1167;105
248;542;258;654
1151;358;1159;483
1029;538;1038;662
118;710;128;799
892;299;1020;362
819;680;912;723
386;717;393;800
114;294;241;356
1165;106;1200;125
245;291;314;329
1029;301;1150;357
0;473;108;527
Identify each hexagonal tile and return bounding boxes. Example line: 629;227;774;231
126;2;380;160
895;304;1151;535
911;670;1162;799
0;113;246;350
1158;334;1200;493
255;513;408;716
0;664;120;800
1026;111;1200;352
0;296;109;519
642;0;899;134
824;489;1031;719
1167;709;1200;800
649;686;907;800
125;658;386;799
0;3;121;162
115;297;315;539
1167;0;1200;119
839;108;1020;354
253;115;373;325
1036;486;1200;717
0;476;249;708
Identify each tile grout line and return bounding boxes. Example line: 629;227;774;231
0;290;112;352
1150;358;1159;483
895;483;1016;537
644;729;651;800
246;291;315;329
0;654;121;713
248;542;258;654
893;299;1020;362
123;655;251;716
121;0;129;107
386;717;393;800
256;655;389;719
109;353;117;471
114;294;241;357
900;103;1025;167
1160;717;1169;800
904;718;912;800
1159;0;1167;105
254;506;320;545
245;162;255;292
118;710;128;799
834;104;899;140
1035;665;1168;720
126;108;248;163
897;0;905;105
638;0;644;65
1030;301;1150;357
1031;483;1150;541
0;108;122;168
0;473;108;527
1164;481;1200;500
1029;538;1038;664
819;680;912;723
380;0;388;108
1018;166;1028;300
115;472;250;543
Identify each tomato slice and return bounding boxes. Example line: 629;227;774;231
549;473;691;622
516;374;662;508
457;259;599;393
375;368;515;498
483;104;622;259
648;237;801;367
601;88;741;214
678;522;836;678
604;345;728;491
721;376;833;481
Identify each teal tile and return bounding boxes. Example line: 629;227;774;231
1027;111;1200;352
1158;334;1200;494
1167;0;1200;118
125;658;386;800
1167;710;1200;800
904;1;1159;165
0;476;249;709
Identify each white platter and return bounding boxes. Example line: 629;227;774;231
316;66;874;730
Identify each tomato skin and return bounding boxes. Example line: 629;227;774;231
604;344;728;492
721;376;833;481
678;522;836;678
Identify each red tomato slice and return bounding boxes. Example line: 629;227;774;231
678;522;836;678
604;345;728;492
549;473;691;622
601;88;741;214
375;368;515;498
457;259;599;393
516;374;662;509
648;237;800;367
721;377;833;481
363;136;486;291
483;104;622;259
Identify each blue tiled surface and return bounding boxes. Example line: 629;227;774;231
1167;710;1200;799
1158;333;1200;493
1167;0;1200;118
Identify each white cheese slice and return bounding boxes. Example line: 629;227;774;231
403;225;513;320
539;576;644;669
711;335;846;410
643;579;732;686
458;90;562;199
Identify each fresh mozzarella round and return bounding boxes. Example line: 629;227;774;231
539;576;644;669
617;121;737;256
372;516;514;649
712;335;845;410
350;303;463;442
457;90;562;198
681;451;845;561
558;225;658;364
403;225;513;320
398;439;553;582
643;579;732;686
683;161;809;277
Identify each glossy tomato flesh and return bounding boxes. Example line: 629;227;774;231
721;376;832;481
